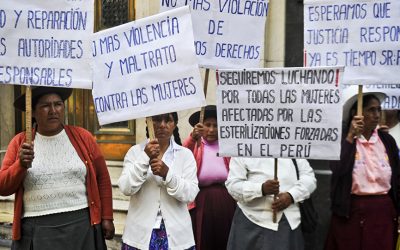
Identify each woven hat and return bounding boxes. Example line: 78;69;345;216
342;85;386;124
188;105;217;127
14;87;73;111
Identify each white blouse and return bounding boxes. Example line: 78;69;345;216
118;139;199;250
226;157;317;231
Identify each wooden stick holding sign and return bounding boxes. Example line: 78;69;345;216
146;117;156;140
25;86;32;144
357;85;363;117
24;86;32;169
357;85;363;137
199;68;210;124
272;158;278;223
196;68;210;147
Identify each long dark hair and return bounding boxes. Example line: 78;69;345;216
146;112;182;145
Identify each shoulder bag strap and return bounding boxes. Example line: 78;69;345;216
292;159;299;180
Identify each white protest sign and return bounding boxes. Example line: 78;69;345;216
217;66;344;160
304;0;400;85
359;84;400;110
92;7;206;126
160;0;268;69
0;0;94;89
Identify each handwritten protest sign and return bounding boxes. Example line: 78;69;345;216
0;0;94;89
361;84;400;110
217;66;344;159
160;0;268;69
91;7;205;126
304;0;400;85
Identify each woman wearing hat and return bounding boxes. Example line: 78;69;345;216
325;88;400;250
0;87;114;250
183;105;236;250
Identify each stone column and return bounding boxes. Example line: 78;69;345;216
265;0;286;68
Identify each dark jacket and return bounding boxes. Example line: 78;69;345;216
329;130;400;217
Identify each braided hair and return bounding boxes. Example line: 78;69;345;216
171;112;182;145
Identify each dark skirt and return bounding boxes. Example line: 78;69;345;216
190;184;236;250
325;194;397;250
12;208;98;250
227;207;304;250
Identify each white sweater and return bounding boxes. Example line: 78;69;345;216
23;130;87;217
118;139;199;250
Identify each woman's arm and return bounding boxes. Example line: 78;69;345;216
162;149;199;203
183;123;204;153
0;134;28;196
118;145;150;196
91;142;113;219
225;157;265;203
330;117;361;177
330;138;357;177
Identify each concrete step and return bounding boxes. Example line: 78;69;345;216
112;185;129;202
106;160;123;183
109;166;122;185
109;161;128;237
0;195;14;201
108;160;130;202
113;200;129;236
0;223;12;248
0;196;13;224
111;159;129;236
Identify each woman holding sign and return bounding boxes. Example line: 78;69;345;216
325;88;400;250
225;157;316;250
183;105;236;250
0;87;114;250
118;112;199;250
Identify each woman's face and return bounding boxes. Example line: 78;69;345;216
152;114;176;141
203;117;218;142
33;93;65;136
362;98;381;131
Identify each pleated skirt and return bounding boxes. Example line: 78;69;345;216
227;207;304;250
12;208;97;250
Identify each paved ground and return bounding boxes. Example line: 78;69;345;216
0;246;9;250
